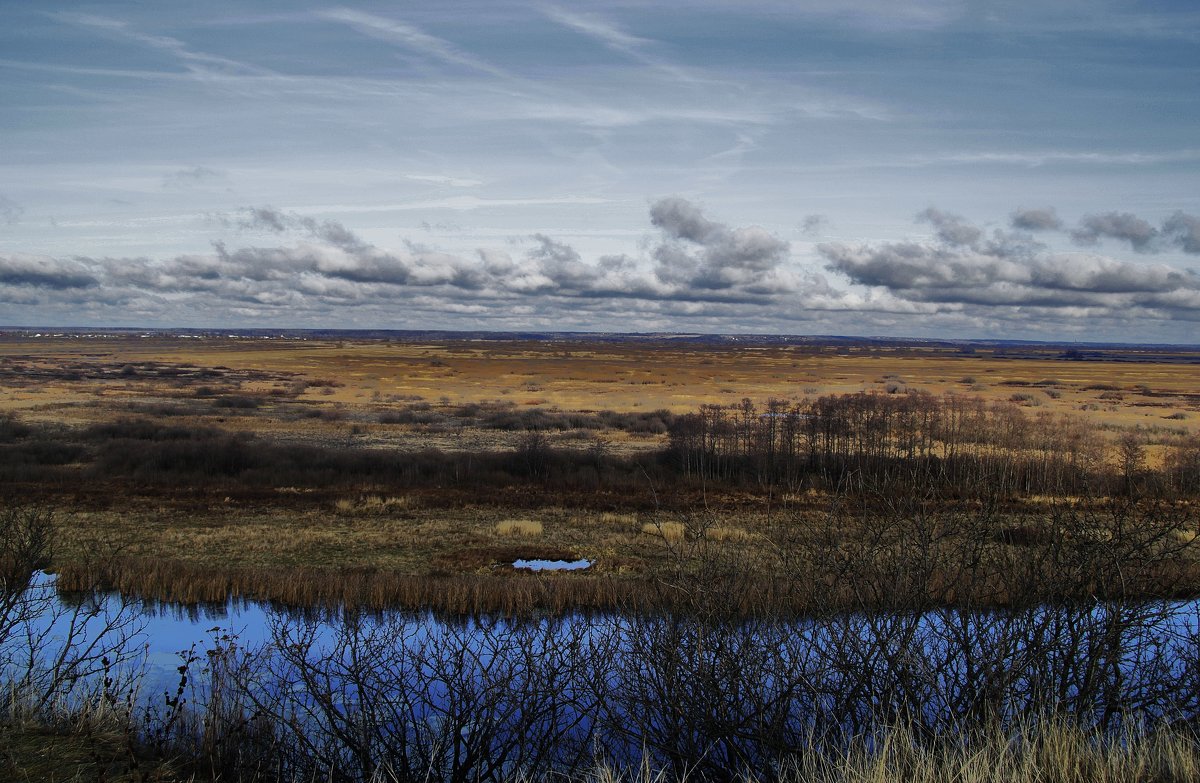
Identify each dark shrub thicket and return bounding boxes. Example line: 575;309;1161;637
1;392;1197;501
665;392;1190;498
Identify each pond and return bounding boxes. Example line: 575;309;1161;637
6;570;1200;781
512;558;592;571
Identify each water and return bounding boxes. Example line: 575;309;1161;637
512;558;592;571
7;571;1200;781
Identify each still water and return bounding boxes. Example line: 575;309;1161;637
8;570;1200;780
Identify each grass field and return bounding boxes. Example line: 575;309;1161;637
2;334;1196;433
3;333;1200;612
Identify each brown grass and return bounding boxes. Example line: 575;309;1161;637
705;525;753;542
496;518;544;537
586;724;1200;783
335;494;413;514
6;333;1200;614
640;521;685;542
1;336;1196;444
600;512;639;527
0;718;197;783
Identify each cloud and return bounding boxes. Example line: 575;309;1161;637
404;174;483;188
650;196;790;291
162;166;223;189
823;239;1200;311
319;8;512;79
2;199;824;331
528;234;598;290
1163;211;1200;254
1010;207;1062;232
822;205;1200;317
235;206;367;251
55;12;273;78
0;254;98;289
650;197;724;244
1071;211;1159;252
541;5;700;84
12;200;1200;337
543;6;653;55
0;196;23;225
800;214;827;237
239;206;289;233
916;207;982;247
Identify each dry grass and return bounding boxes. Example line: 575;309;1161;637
641;521;685;542
44;494;1200;615
600;512;639;527
1;336;1196;442
6;334;1200;614
589;723;1200;783
705;525;753;542
1171;529;1198;546
0;718;196;783
496;518;544;537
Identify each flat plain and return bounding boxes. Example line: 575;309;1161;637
3;332;1199;612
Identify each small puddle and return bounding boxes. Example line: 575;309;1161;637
513;559;592;572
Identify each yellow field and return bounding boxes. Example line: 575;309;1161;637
2;335;1196;436
5;334;1199;612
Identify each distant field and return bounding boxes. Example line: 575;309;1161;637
1;334;1196;438
3;333;1199;613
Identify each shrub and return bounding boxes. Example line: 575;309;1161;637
212;395;261;409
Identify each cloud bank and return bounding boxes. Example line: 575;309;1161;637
4;199;1200;339
820;205;1200;327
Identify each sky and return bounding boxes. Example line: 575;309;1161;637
2;1;1199;342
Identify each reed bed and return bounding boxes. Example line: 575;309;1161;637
54;555;854;615
588;723;1200;783
54;556;666;615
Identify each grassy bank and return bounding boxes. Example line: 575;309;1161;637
5;719;1198;783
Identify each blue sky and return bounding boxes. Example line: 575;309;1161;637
2;1;1199;340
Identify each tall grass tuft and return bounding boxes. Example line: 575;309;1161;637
587;722;1200;783
705;525;753;542
641;521;685;542
600;512;638;528
496;519;543;537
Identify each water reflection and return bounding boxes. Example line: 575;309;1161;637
512;558;592;571
8;571;1200;781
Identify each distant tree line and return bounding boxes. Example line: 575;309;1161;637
667;392;1200;497
2;394;1199;503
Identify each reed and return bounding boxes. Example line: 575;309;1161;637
496;519;543;537
335;494;414;515
599;512;639;527
582;723;1200;783
641;521;685;542
704;525;753;543
53;556;670;615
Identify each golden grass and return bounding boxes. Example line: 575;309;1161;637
705;525;753;542
46;493;1200;614
778;722;1200;783
1171;529;1198;546
589;722;1200;783
1;336;1196;443
600;512;638;527
641;521;685;542
496;518;544;537
6;333;1199;614
335;495;414;515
